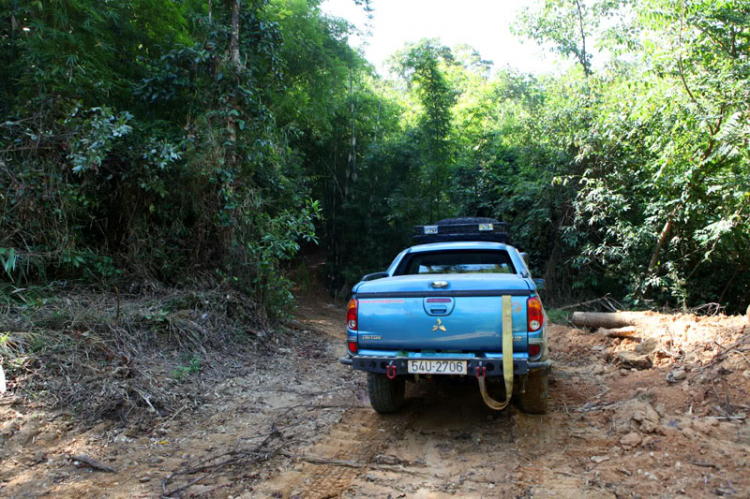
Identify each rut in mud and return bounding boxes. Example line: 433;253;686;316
1;285;749;498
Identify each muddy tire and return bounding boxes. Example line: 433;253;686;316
367;373;405;414
517;370;549;414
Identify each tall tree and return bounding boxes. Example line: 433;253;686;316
390;39;456;220
514;0;623;76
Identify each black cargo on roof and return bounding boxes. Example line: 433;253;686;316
413;217;511;245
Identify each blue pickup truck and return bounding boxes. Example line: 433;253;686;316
339;218;551;414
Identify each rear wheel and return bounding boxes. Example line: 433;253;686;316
517;370;549;414
367;372;405;414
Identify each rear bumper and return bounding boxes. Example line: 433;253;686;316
339;355;551;377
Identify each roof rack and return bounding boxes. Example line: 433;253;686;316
413;217;511;245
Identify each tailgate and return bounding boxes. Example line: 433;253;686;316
355;275;530;353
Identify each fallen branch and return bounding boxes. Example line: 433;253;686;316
70;454;117;473
589;386;611;400
162;427;284;497
728;349;750;367
690;302;724;316
544;466;584;479
134;388;159;415
283;452;364;469
0;396;17;406
703;337;750;369
558;296;614;311
689;460;719;469
159;404;187;427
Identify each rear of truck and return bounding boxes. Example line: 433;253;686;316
340;240;551;414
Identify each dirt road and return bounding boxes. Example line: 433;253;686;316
1;290;749;498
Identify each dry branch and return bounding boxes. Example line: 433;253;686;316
71;454;117;473
558;297;610;311
283;452;364;469
0;396;17;405
703;336;750;369
162;427;284;497
558;295;624;312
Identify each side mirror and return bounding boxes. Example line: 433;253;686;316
533;278;546;290
362;271;389;282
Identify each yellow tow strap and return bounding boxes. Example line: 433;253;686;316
478;294;513;410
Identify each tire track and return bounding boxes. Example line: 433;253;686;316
258;296;406;497
259;408;407;498
301;409;390;499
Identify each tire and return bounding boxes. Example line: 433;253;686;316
414;217;511;245
517;370;549;414
367;372;405;414
434;217;501;225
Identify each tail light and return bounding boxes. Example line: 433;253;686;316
347;298;358;330
529;344;541;357
348;341;358;354
527;296;543;332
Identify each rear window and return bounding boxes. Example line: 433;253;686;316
397;250;516;275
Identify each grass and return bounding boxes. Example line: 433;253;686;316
546;308;572;325
173;353;202;382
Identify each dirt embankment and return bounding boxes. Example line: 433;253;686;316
1;290;749;498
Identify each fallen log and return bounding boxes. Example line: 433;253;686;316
596;326;641;339
571;311;656;329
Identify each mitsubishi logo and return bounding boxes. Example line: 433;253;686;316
432;318;447;332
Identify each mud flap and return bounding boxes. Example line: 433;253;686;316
478;294;513;410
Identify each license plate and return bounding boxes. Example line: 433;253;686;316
407;360;467;375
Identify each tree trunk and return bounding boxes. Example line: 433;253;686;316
226;0;241;160
647;219;674;274
345;69;357;200
571;311;656;329
229;0;241;67
574;0;590;77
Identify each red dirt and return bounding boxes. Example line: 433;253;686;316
1;285;749;498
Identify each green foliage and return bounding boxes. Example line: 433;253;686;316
1;0;748;317
332;0;750;313
546;308;573;325
0;0;327;318
502;0;750;310
390;39;456;220
0;248;18;281
173;353;202;382
514;0;628;76
65;107;134;174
